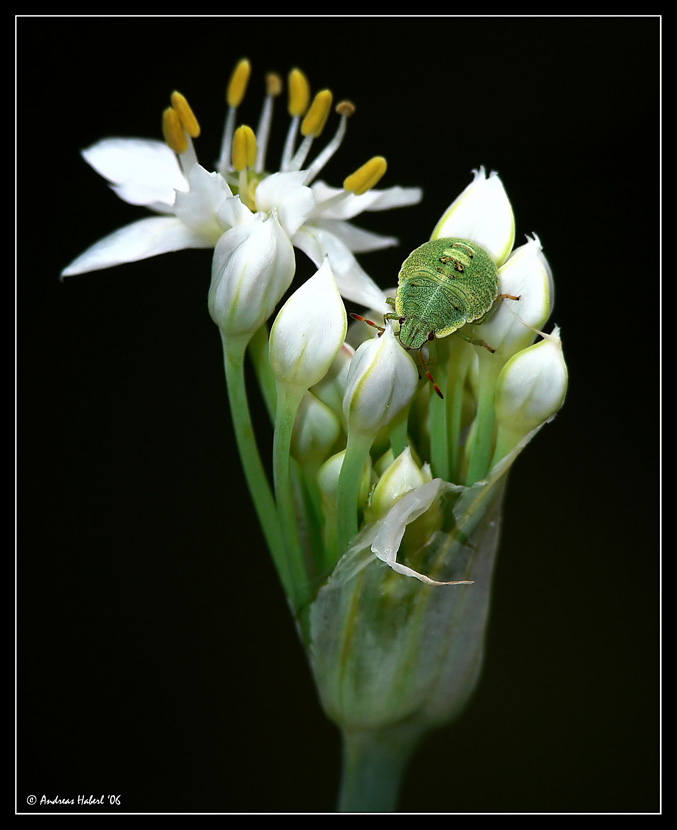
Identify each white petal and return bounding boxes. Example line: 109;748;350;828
216;194;257;229
311;181;423;220
432;167;515;266
173;164;233;242
254;170;315;237
293;224;388;312
61;216;210;277
311;218;399;254
82;138;187;209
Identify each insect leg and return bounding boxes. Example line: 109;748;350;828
418;334;444;399
453;328;496;353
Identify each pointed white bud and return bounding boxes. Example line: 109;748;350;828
317;449;372;509
431;167;515;266
311;342;354;425
269;258;347;389
369;446;431;521
291;392;342;469
494;326;568;458
478;234;555;358
342;324;418;438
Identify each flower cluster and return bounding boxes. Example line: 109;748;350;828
62;60;567;812
62;59;421;315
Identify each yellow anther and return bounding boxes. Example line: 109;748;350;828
227;58;251;108
231;124;257;171
288;68;310;117
343;156;388;196
301;89;333;138
162;106;188;154
265;71;283;98
336;100;356;118
170;91;200;138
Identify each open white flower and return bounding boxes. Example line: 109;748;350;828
61;61;422;311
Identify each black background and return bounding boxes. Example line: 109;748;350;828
18;15;660;814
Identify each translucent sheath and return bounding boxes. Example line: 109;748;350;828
307;426;544;811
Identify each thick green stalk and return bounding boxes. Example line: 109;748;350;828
220;332;292;599
337;725;422;813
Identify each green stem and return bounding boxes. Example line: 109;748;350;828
247;322;277;424
388;409;409;459
336;430;373;557
337;725;421;813
465;352;499;486
445;342;471;484
428;381;449;482
427;339;449;481
273;380;312;610
220;332;291;599
489;425;521;472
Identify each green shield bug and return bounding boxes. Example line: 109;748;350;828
352;237;519;398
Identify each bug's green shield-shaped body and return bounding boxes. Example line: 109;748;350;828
394;238;499;351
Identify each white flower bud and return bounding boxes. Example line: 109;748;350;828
494;326;568;456
269;258;347;389
369;446;430;521
208;210;295;339
342;325;418;438
431;167;515;266
291;392;342;469
311;342;354;424
477;234;554;357
317;449;372;508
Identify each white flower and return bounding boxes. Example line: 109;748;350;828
61;62;422;312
